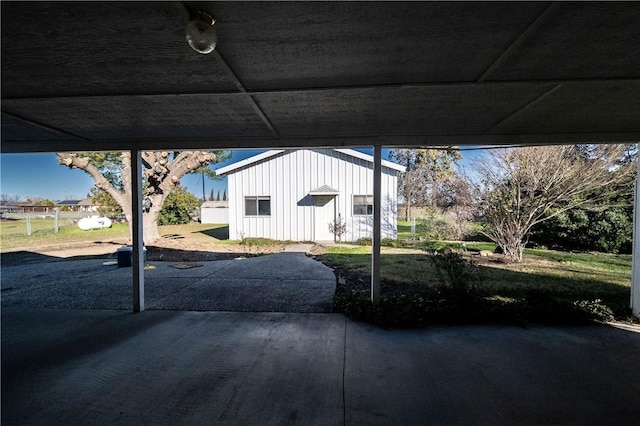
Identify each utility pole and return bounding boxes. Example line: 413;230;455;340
201;168;206;202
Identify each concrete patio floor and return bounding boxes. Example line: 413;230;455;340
2;308;640;425
2;248;640;424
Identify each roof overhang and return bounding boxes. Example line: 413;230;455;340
309;185;340;196
1;2;639;153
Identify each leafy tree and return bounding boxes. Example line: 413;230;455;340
90;187;123;219
208;189;215;201
57;150;228;243
222;189;227;201
158;185;201;225
389;148;461;220
471;144;636;262
216;190;221;201
530;199;634;254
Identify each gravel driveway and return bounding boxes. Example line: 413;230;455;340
0;250;337;312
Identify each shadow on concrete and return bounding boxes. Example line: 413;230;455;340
1;309;179;390
0;245;249;267
145;245;247;262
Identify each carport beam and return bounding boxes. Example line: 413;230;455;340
371;144;382;305
132;150;145;312
632;147;640;318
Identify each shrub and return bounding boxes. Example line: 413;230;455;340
356;237;372;246
429;252;481;298
333;287;609;328
573;299;616;322
530;207;633;254
355;237;400;247
381;238;400;247
334;288;445;327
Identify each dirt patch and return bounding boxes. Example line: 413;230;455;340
0;235;294;266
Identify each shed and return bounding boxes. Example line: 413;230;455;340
200;201;229;224
215;149;405;242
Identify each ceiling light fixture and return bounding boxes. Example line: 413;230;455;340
186;11;217;54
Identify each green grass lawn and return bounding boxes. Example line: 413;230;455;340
317;244;634;325
0;218;130;250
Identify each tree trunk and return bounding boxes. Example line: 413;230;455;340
143;211;161;244
141;194;167;245
500;238;525;262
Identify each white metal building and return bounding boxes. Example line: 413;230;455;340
200;201;229;224
216;149;405;242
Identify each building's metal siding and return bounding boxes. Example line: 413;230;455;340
227;149;399;242
200;207;229;224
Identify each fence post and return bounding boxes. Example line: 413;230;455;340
26;213;32;236
54;208;60;233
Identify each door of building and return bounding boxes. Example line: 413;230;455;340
314;195;336;241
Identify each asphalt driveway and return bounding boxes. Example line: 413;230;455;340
0;246;336;312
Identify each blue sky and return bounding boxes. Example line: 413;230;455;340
0;150;259;201
0;148;479;201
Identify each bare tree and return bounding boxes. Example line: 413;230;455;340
440;175;476;240
1;194;21;203
329;213;348;245
471;144;636;262
57;151;225;244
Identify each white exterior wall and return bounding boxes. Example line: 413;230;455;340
200;207;229;224
226;149;399;242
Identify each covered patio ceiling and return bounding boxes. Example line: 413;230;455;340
2;1;639;153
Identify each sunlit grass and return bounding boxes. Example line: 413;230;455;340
0;220;233;251
0;219;130;251
158;223;232;245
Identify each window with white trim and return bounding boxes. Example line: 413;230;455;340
353;195;373;215
245;196;271;216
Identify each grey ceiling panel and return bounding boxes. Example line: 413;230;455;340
493;81;640;134
255;83;557;137
1;2;239;98
486;2;640;81
214;1;548;90
2;95;273;140
0;113;81;142
1;2;639;151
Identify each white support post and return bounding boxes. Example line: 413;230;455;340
131;150;145;312
631;149;640;318
371;144;382;305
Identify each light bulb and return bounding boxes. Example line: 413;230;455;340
186;13;217;54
